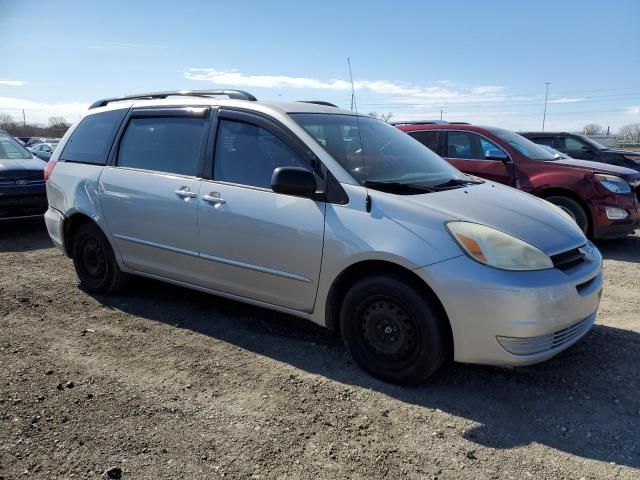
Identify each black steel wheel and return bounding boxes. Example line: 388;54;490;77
340;275;449;385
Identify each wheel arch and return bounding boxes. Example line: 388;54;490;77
325;259;454;358
63;212;109;258
536;187;592;233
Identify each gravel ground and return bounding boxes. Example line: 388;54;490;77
1;219;639;479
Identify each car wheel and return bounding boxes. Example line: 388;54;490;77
72;222;128;293
340;275;448;385
545;196;589;233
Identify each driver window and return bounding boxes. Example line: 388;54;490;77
214;119;309;189
479;137;507;160
560;137;585;151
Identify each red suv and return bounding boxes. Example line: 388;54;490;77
395;122;640;239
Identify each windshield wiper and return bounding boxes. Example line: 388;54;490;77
431;178;484;190
363;180;437;194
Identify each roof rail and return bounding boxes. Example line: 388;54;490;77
389;120;449;126
88;89;257;109
448;121;471;125
297;100;339;108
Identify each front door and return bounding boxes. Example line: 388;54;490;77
99;109;210;283
196;111;325;312
443;131;516;186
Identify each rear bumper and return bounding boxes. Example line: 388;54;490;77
0;185;47;220
44;207;66;254
414;245;602;366
590;193;640;239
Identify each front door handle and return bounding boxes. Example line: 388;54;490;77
174;186;197;198
202;192;226;205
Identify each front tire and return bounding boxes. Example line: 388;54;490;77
545;195;589;234
72;222;128;294
340;275;449;385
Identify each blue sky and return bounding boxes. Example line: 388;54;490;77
1;0;639;131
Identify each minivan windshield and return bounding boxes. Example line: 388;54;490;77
0;132;34;159
488;128;557;161
291;113;467;189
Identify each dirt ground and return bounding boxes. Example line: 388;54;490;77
1;219;638;480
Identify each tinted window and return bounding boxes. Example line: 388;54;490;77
0;133;32;159
446;132;480;159
118;117;206;176
214;119;308;188
479;137;507;160
561;136;586;151
408;131;439;153
487;128;556;160
531;136;555;147
61;109;127;164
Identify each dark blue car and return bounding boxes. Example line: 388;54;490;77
0;130;47;220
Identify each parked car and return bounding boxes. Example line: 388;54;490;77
24;137;49;148
29;142;57;161
396;122;640;239
0;130;47;220
45;90;602;385
520;131;640;172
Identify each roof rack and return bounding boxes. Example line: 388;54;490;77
297;100;339;108
448;122;471;125
389;120;450;126
89;89;257;109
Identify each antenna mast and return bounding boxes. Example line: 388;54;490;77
347;57;357;112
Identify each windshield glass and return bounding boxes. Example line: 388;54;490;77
576;134;607;150
290;113;465;187
0;133;34;159
488;128;557;160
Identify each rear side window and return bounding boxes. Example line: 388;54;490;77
117;117;207;176
408;131;439;153
60;109;127;164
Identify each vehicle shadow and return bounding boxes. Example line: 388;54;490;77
0;218;53;252
595;230;640;262
91;278;640;469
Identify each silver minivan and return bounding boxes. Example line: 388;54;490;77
44;90;603;384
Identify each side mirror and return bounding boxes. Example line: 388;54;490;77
271;167;317;197
485;149;509;162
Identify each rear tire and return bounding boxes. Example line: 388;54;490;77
340;275;448;385
545;195;589;234
72;222;128;294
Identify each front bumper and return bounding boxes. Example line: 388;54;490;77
590;192;640;239
0;184;47;220
414;244;602;366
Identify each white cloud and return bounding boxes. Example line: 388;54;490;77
627;105;640;115
184;68;506;106
0;80;25;87
0;96;88;124
548;97;586;104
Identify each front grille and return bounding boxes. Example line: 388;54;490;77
496;313;596;356
551;247;585;271
0;170;44;182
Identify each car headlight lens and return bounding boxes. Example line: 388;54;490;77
594;174;631;194
446;222;554;271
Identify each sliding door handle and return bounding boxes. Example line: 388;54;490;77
202;192;226;205
174;187;197;198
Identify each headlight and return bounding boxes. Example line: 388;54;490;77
446;222;554;271
595;174;631;194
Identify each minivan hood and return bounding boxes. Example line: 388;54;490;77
393;182;586;255
546;158;639;177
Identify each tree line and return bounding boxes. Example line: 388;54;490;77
0;113;71;139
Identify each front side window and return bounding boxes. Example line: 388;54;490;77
61;109;127;165
479;137;507;160
531;136;555;147
560;136;587;151
446;132;479;159
0;133;32;159
214;119;309;189
291;114;463;187
118;117;207;176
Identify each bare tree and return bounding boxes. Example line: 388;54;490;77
367;112;393;122
0;113;16;131
48;116;70;128
582;124;603;135
618;123;640;142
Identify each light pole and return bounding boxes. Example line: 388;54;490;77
440;107;446;121
542;82;550;131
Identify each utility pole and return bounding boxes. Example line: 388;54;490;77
542;82;550;131
440;107;446;121
22;109;26;135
